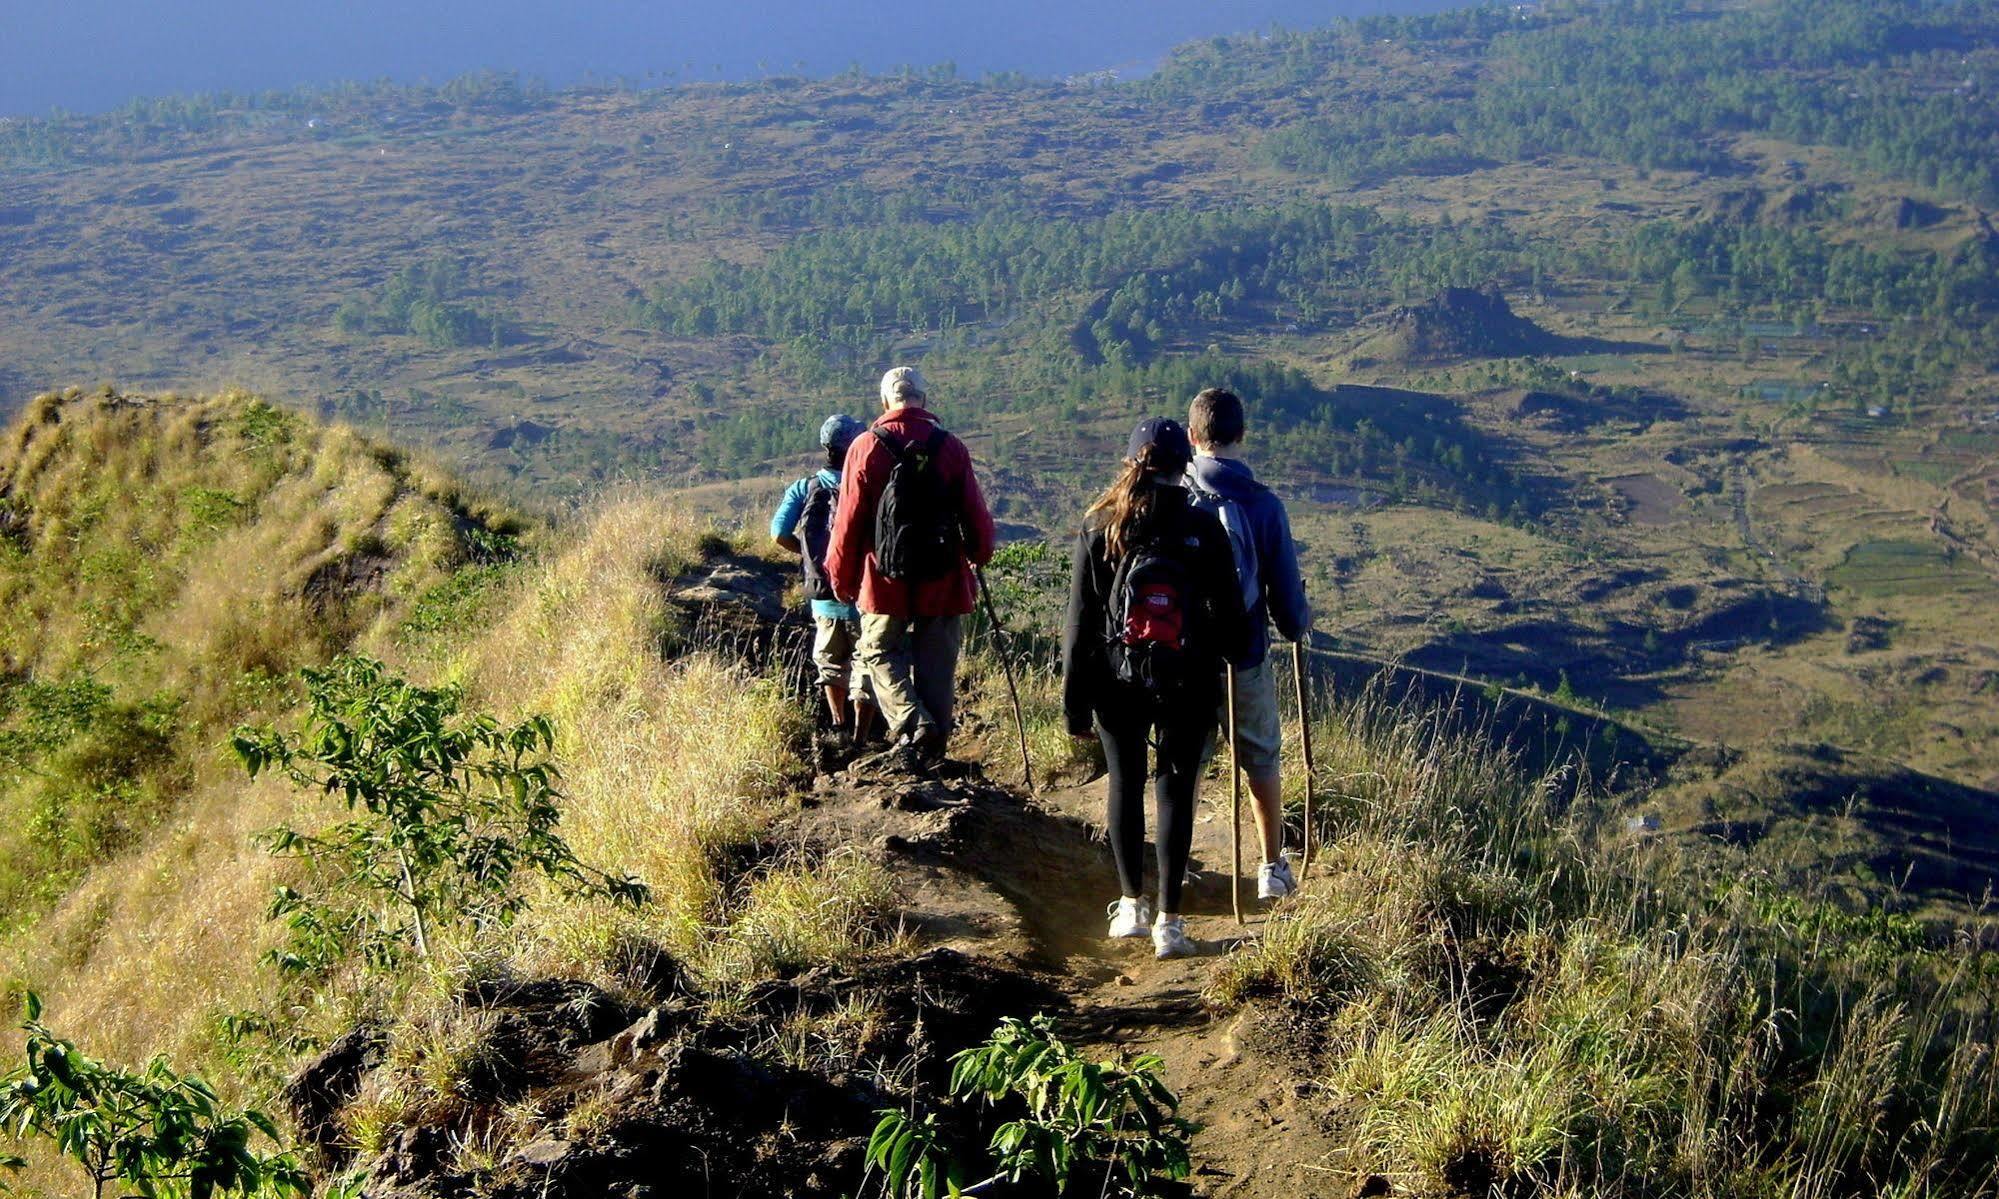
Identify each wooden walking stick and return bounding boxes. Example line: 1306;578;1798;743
1226;663;1244;925
975;567;1036;795
1293;641;1318;881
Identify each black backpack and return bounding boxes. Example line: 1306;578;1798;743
798;476;838;602
871;427;962;582
1103;525;1201;692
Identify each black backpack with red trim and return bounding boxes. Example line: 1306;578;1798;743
1103;526;1202;692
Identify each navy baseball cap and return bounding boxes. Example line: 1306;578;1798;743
1127;417;1192;468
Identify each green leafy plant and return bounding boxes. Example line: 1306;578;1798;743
864;1109;961;1199
0;993;304;1199
950;1016;1191;1197
233;656;648;973
868;1015;1192;1199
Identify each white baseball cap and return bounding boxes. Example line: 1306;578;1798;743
880;365;926;405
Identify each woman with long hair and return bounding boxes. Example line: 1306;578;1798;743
1062;418;1248;958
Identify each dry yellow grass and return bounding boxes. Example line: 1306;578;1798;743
0;399;890;1194
451;490;813;982
1204;681;1999;1197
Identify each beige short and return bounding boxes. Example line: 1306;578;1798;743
812;616;873;700
1204;658;1283;780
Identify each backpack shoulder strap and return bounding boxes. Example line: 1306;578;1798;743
870;427;909;460
1103;538;1139;637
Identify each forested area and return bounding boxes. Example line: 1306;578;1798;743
333;258;512;349
1168;0;1999;204
637;173;1998;431
1618;219;1999;324
631;202;1553;361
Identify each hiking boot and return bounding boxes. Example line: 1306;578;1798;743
1106;896;1154;939
852;738;923;777
1152;915;1196;959
812;728;855;772
1257;856;1296;901
909;725;949;765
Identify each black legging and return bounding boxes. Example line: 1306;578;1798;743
1096;694;1216;915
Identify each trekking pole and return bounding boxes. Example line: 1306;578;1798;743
1226;664;1244;926
1293;641;1318;881
975;567;1036;795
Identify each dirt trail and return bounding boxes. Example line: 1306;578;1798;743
672;555;1347;1193
791;750;1349;1197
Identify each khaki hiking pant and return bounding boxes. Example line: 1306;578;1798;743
858;613;964;740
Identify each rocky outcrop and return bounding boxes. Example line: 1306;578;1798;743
1372;287;1560;363
282;1025;385;1160
295;946;1055;1199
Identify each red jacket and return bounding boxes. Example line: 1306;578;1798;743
828;407;996;618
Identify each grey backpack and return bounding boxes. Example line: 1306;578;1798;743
1186;482;1261;616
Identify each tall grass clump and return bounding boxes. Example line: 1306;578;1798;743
454;492;823;981
1209;678;1999;1199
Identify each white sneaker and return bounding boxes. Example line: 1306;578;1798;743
1106;896;1154;939
1153;915;1196;959
1257;856;1296;901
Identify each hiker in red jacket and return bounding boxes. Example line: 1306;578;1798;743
827;366;997;761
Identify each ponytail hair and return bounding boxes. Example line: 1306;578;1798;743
1085;444;1178;559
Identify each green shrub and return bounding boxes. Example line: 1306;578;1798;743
0;993;304;1199
234;656;648;974
869;1015;1192;1199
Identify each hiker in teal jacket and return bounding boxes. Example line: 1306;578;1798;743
772;414;877;746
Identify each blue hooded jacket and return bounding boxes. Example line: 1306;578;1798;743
1186;454;1311;667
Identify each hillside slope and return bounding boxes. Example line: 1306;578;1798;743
0;388;517;930
3;395;1999;1198
5;2;1997;813
0;392;875;1195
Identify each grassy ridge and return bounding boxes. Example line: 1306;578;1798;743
0;389;513;928
0;397;893;1195
1211;681;1999;1196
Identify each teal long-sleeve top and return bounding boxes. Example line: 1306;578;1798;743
770;469;861;621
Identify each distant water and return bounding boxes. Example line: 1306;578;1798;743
4;0;1462;118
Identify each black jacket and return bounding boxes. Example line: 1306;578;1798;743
1061;485;1251;735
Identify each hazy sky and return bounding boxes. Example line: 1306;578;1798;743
2;0;1460;117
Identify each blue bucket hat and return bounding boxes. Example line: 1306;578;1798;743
820;413;866;454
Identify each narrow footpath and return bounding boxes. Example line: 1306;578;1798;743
790;746;1348;1197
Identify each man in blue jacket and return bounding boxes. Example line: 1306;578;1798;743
771;413;877;748
1186;387;1313;901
